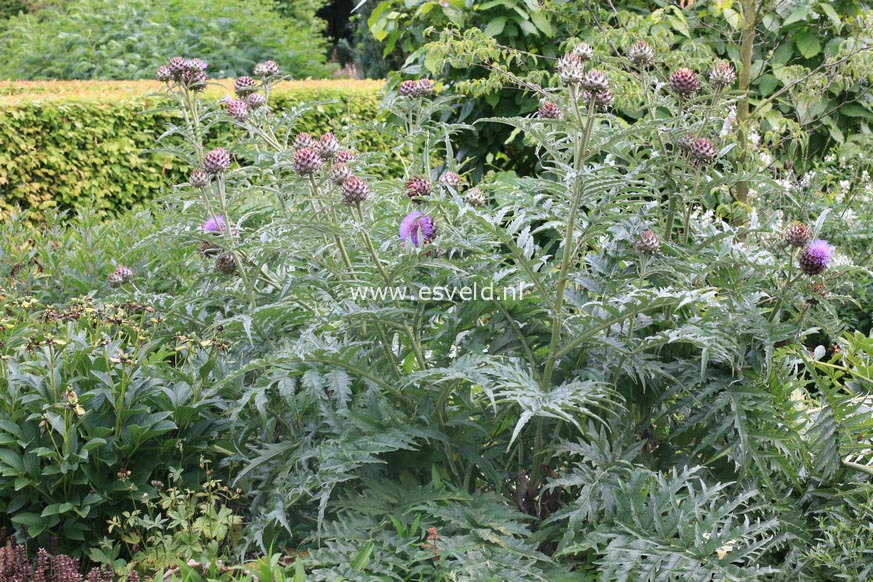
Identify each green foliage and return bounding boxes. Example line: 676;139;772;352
0;0;28;20
0;209;235;553
91;464;244;573
0;80;390;219
370;0;873;178
0;0;330;81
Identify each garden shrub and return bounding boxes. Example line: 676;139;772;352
88;49;868;579
0;79;390;219
0;0;330;81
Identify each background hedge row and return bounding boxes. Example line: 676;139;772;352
0;79;387;218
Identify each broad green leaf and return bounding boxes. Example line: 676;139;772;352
796;31;822;58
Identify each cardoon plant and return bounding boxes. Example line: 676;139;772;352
148;40;860;580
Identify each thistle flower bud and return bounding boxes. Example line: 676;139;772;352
689;137;717;164
405;176;432;203
571;42;594;62
215;254;237;275
335;150;356;164
317;132;342;159
627;41;655;69
293;132;316;150
580;69;610;94
439;171;462;188
203;147;231;175
709;62;737;87
246;93;267;110
556;53;586;86
156;65;172;82
464;187;486;207
537;101;562;119
225;98;249;120
234;76;257;96
253;60;280;78
330;162;353;186
293;147;323;176
341;176;370;204
634;230;661;254
783;222;811;248
201;215;226;233
189;168;209;189
669;68;699;97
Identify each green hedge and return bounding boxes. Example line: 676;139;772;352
0;80;389;218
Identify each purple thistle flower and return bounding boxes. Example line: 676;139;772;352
799;239;834;276
399;211;437;246
201;215;226;233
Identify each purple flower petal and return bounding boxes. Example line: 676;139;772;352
201;215;226;233
399;211;436;246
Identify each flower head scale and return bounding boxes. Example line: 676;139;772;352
399;211;437;246
799;239;834;276
201;215;226;233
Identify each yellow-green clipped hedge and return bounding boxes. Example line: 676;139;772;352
0;80;389;218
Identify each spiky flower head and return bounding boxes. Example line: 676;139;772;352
215;254;237;275
335;150;356;164
156;65;172;82
253;60;280;78
556;53;586;86
184;58;208;73
627;41;655;69
181;69;207;91
293;147;323;176
690;137;717;164
108;270;125;288
783;222;811;248
405;176;432;203
246;93;266;110
399;80;419;97
203;147;231;175
341;176;370;204
293;132;316;150
317;132;342;159
400;211;437;246
669;68;699;97
538;101;562;119
330;162;353;186
225;98;249;120
709;62;737;87
582;87;613;110
799;239;834;276
439;171;462;188
580;69;610;93
234;76;257;96
572;42;594;61
189;168;209;189
676;132;696;151
201;215;226;233
115;266;134;283
414;79;435;96
167;57;187;79
464;187;486;207
634;230;661;254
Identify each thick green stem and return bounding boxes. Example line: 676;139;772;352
541;93;599;390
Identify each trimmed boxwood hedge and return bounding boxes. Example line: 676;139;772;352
0;79;389;218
